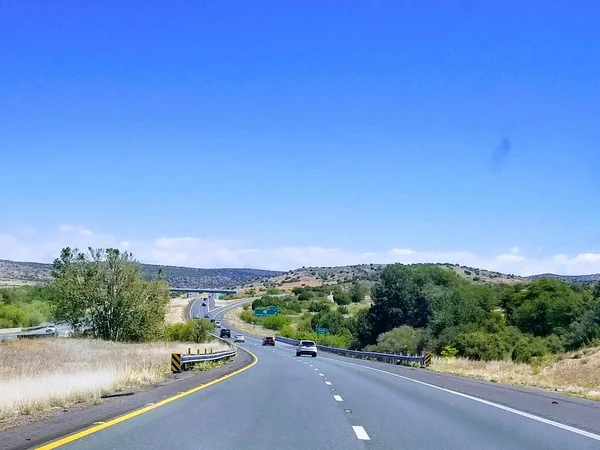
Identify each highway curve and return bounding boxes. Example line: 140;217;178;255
36;303;600;450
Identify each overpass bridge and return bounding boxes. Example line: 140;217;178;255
169;288;237;294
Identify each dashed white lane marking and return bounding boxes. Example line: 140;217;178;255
331;359;600;443
319;373;324;377
314;368;319;371
325;381;332;385
333;395;343;402
352;426;370;440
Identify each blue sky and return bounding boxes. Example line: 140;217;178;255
1;1;599;274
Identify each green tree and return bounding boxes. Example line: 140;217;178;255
349;307;374;348
333;292;351;305
349;282;367;303
566;298;600;349
190;318;213;343
52;247;169;342
369;264;457;340
513;278;590;337
311;310;348;335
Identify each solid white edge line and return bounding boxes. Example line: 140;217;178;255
333;395;343;402
352;426;370;440
331;359;600;442
232;322;598;442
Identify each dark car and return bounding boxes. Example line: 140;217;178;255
202;302;207;306
262;336;275;346
220;328;231;338
204;314;210;319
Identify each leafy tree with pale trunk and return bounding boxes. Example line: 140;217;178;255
52;247;169;342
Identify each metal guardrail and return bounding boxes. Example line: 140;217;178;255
275;336;429;367
171;331;239;373
171;348;237;373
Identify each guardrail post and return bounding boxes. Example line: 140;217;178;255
197;349;200;355
204;348;207;354
188;348;191;355
171;353;182;373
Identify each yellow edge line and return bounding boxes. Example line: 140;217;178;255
36;347;259;449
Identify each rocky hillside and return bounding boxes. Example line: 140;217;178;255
527;273;600;283
263;263;527;290
0;259;283;289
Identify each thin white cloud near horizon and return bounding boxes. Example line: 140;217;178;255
1;225;600;276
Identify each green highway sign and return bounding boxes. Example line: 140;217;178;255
254;306;279;317
316;328;329;335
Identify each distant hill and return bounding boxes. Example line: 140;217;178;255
526;273;600;283
265;263;527;289
3;257;599;290
140;264;283;289
0;259;283;289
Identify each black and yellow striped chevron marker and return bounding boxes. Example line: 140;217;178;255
171;353;182;373
425;352;432;367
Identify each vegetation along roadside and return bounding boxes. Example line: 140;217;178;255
234;263;600;400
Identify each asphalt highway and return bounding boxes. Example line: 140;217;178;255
37;302;600;450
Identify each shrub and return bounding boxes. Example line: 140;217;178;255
512;336;549;363
308;302;331;313
285;301;302;313
165;323;191;341
165;319;213;343
259;315;290;331
368;326;428;355
333;292;351;306
454;331;507;361
190;319;213;343
240;310;257;324
298;291;313;301
337;305;349;314
440;345;458;358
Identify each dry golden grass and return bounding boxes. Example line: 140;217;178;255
165;295;191;324
0;338;229;425
431;347;600;400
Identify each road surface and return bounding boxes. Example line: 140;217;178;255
33;302;600;450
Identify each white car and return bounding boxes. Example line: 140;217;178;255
192;313;200;319
214;320;221;328
234;334;246;343
45;325;57;333
296;340;317;357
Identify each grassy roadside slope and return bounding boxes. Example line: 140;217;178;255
0;338;229;427
431;347;600;401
